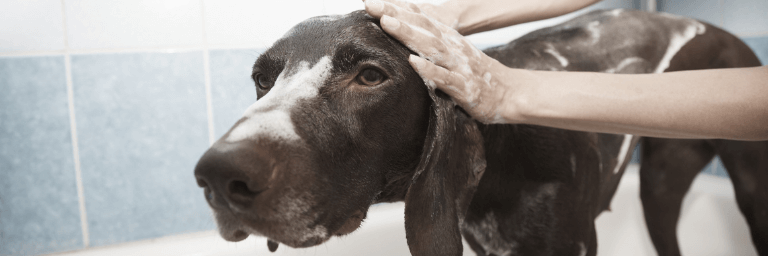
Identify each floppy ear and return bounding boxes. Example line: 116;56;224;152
404;88;487;256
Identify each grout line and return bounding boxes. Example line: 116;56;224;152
61;0;90;248
0;44;271;58
647;0;657;12
204;51;215;145
201;0;215;146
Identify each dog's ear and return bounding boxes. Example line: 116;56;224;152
404;89;486;256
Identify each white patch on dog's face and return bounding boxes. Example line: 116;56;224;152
272;190;329;243
214;188;329;246
224;56;332;144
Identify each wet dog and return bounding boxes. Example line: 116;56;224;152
194;9;766;256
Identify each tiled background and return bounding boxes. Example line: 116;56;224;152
0;0;764;255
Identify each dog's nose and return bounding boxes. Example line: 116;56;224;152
194;143;271;209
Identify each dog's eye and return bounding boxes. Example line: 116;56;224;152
356;68;385;86
255;74;273;90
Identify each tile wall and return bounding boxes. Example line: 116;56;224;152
0;0;764;255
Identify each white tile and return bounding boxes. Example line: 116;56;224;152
64;0;203;50
722;0;768;36
322;0;448;16
203;0;325;48
323;0;365;16
0;0;65;52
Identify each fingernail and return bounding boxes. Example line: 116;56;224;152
381;15;400;29
366;0;383;13
409;55;424;70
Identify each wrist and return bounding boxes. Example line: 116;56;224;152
436;0;477;35
484;59;540;123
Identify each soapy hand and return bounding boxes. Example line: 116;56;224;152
364;0;516;123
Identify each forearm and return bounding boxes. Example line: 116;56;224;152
365;0;768;140
441;0;602;35
507;66;768;141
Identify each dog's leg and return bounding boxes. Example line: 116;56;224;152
715;140;768;255
460;229;487;256
639;138;716;256
586;222;598;256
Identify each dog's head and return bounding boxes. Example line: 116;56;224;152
194;11;485;255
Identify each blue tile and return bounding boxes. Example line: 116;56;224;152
658;0;722;26
592;0;636;10
71;52;214;246
630;144;642;164
701;157;714;174
635;0;649;11
722;0;768;36
711;157;729;177
701;156;729;178
743;36;768;65
0;56;83;255
209;49;264;139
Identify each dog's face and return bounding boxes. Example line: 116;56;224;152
194;11;432;248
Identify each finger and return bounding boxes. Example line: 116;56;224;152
364;0;391;19
366;0;442;36
409;55;467;100
381;16;450;62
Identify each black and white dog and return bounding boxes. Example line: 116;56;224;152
194;9;767;256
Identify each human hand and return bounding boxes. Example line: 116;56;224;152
364;0;517;123
412;2;461;31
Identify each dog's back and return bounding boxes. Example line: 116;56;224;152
463;9;766;256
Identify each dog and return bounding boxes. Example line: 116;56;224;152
194;9;766;256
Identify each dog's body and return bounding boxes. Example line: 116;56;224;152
463;10;767;256
194;9;767;256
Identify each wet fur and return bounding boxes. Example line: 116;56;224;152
195;9;768;256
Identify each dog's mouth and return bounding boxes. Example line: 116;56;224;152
215;208;367;251
220;228;250;242
333;210;366;236
217;216;330;248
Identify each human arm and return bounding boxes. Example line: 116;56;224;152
498;65;768;141
408;47;768;140
406;0;602;35
365;0;768;141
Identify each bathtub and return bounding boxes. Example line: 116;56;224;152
50;164;757;256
